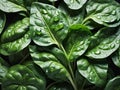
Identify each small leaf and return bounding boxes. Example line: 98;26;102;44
30;45;71;81
65;24;91;61
105;76;120;90
2;65;46;90
0;0;27;12
0;11;6;34
77;58;108;86
112;47;120;68
64;0;87;10
30;2;68;46
86;27;120;59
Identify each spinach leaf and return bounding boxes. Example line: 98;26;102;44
2;65;46;90
29;45;71;81
0;57;8;84
77;58;108;86
64;0;87;10
0;0;27;12
105;76;120;90
0;18;31;55
64;24;91;61
83;0;120;27
112;47;120;68
86;27;120;59
30;2;68;46
0;11;6;34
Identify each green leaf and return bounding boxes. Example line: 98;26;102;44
77;58;108;86
0;18;31;55
0;0;27;12
30;2;68;46
105;76;120;90
9;0;38;10
84;0;120;27
0;57;8;84
29;45;71;81
65;24;91;61
48;0;58;2
86;27;120;59
64;0;87;10
2;65;46;90
48;82;73;90
112;47;120;68
0;11;6;34
1;18;29;43
59;2;85;25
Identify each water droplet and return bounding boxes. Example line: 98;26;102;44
55;23;64;31
73;17;77;21
94;50;101;55
116;40;120;44
70;0;74;3
97;15;101;19
41;9;47;14
112;11;116;15
80;41;84;45
53;16;59;22
110;44;115;49
99;44;110;50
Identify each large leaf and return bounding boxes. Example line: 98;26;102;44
0;11;6;34
77;58;108;86
64;0;87;10
30;2;68;46
2;65;46;90
0;18;31;55
86;27;120;59
29;45;71;81
112;47;120;68
105;76;120;90
0;0;27;12
83;0;120;27
64;24;91;61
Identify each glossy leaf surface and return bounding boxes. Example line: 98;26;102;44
112;47;120;68
105;76;120;90
30;2;68;46
65;24;91;61
0;11;6;34
29;45;71;81
86;27;120;59
64;0;87;10
0;0;27;12
77;58;108;86
2;65;46;90
0;18;31;55
85;0;120;27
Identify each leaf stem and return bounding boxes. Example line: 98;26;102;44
19;53;29;64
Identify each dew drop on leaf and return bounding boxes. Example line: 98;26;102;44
110;44;115;49
97;16;101;19
79;41;84;45
94;50;101;55
112;10;116;15
41;9;47;14
70;0;74;3
53;16;59;22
